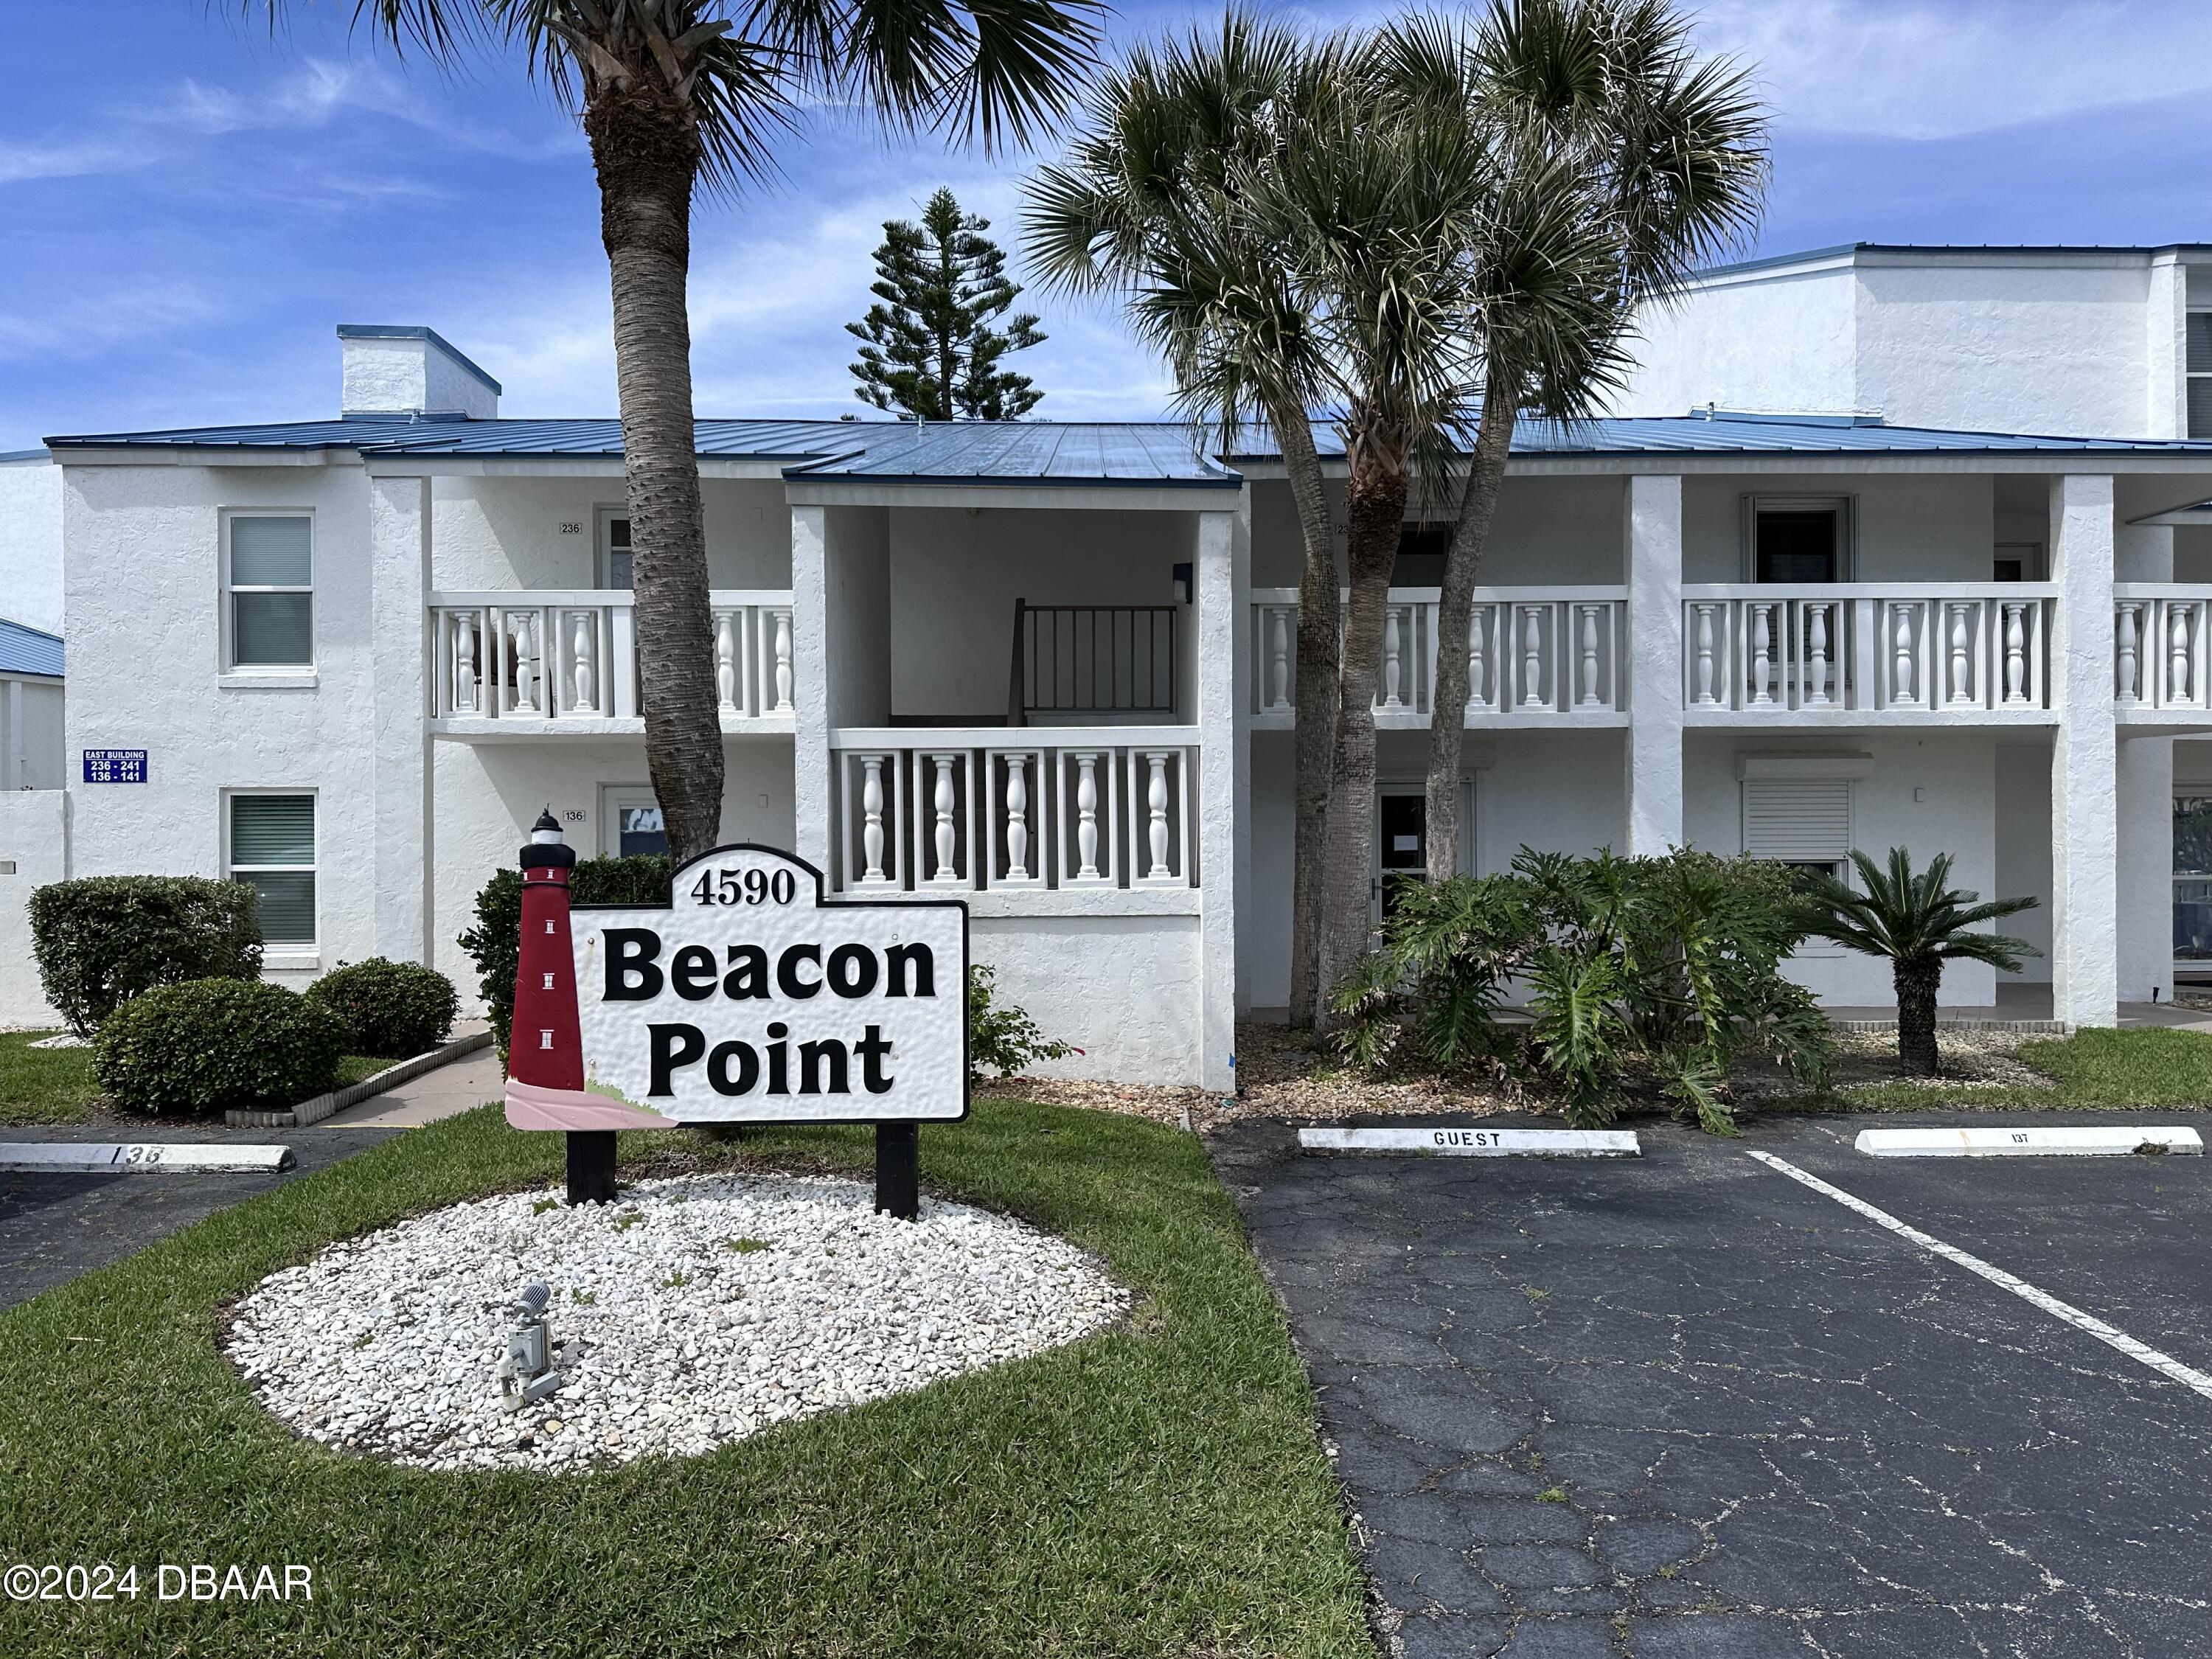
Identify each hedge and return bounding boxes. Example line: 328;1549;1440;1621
29;876;262;1036
93;979;344;1116
304;958;459;1058
456;855;669;1060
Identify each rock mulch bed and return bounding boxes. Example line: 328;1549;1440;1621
224;1173;1127;1472
1728;1027;2056;1107
981;1020;1523;1131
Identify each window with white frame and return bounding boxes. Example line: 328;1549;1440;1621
2189;313;2212;439
229;793;316;946
1746;495;1853;583
599;509;633;590
1742;776;1852;883
226;514;314;667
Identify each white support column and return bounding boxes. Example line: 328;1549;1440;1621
1196;505;1239;1093
2117;518;2177;1004
790;505;832;875
2050;473;2119;1028
1231;492;1254;1018
369;472;431;962
1623;473;1684;855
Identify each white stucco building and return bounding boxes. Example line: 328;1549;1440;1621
27;310;2212;1079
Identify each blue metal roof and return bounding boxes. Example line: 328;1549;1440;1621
0;617;62;679
1692;241;2212;281
43;407;2212;476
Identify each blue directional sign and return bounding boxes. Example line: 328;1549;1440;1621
83;749;148;785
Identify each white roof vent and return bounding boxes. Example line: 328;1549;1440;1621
337;324;501;419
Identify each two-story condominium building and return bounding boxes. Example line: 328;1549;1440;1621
35;321;2212;1085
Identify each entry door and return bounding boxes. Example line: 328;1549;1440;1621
601;785;668;858
1376;788;1427;921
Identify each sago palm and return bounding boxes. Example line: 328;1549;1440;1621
1390;0;1768;882
1023;12;1346;1024
1795;848;2039;1077
257;0;1101;863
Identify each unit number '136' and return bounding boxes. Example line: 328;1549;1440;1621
692;869;797;906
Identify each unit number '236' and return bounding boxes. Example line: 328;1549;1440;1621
691;868;798;907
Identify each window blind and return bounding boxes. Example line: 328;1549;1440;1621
1742;778;1851;863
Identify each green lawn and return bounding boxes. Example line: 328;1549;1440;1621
0;1100;1368;1658
0;1033;398;1127
1780;1026;2212;1113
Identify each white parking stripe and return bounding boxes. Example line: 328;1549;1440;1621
1745;1149;2212;1403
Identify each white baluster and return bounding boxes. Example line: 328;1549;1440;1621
2116;602;2140;703
1074;754;1102;880
1144;752;1172;879
1947;602;1973;703
512;612;540;713
1806;604;1830;706
2171;605;2194;706
930;754;958;882
1891;606;1915;705
1267;608;1291;711
1468;608;1489;709
2003;603;2028;703
1520;605;1545;707
1004;755;1030;879
772;611;794;713
1693;604;1717;704
569;611;596;713
1380;607;1405;708
454;614;478;714
860;757;888;882
1576;605;1601;706
714;612;737;712
1749;602;1773;705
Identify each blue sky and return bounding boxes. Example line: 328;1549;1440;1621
4;1;2211;448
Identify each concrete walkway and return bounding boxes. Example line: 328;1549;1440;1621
313;1046;505;1129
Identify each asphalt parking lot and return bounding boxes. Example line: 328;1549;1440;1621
1214;1110;2212;1658
0;1126;398;1310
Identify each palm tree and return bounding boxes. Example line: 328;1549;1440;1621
1391;0;1768;883
1023;13;1346;1025
1796;848;2039;1077
260;0;1101;863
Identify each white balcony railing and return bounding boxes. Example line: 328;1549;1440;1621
830;728;1197;894
428;591;794;723
2115;585;2212;712
1680;585;2055;714
1251;587;1627;720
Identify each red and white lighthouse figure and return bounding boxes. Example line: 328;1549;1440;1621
503;810;661;1138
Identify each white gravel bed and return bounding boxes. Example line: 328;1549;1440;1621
224;1173;1128;1472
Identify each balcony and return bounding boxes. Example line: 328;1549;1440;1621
428;590;795;734
827;727;1200;914
1250;587;1629;727
2115;585;2212;723
1680;585;2056;723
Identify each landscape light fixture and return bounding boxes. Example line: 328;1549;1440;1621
495;1280;563;1413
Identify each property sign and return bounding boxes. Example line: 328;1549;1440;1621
82;748;147;784
569;845;967;1124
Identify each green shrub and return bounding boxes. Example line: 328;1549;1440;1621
94;979;344;1116
1334;848;1831;1134
457;855;669;1060
970;964;1077;1085
304;957;458;1058
29;875;262;1036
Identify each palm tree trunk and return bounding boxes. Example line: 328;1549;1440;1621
1894;956;1942;1076
1273;405;1341;1029
1316;448;1411;1030
585;83;725;866
1423;384;1517;884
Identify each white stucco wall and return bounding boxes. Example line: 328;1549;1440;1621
63;460;381;988
1685;730;2002;1006
0;453;64;635
428;737;797;1006
341;334;498;420
1681;473;1995;582
0;790;64;1027
1994;741;2054;981
887;507;1194;720
429;476;790;591
1615;265;1860;418
973;914;1201;1084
